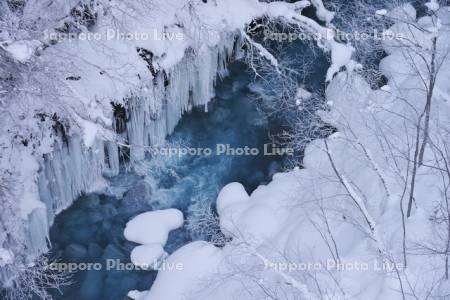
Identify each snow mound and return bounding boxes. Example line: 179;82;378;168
311;0;335;24
217;177;297;244
387;3;416;21
143;241;224;300
130;244;167;270
124;209;184;245
216;182;249;215
2;40;40;63
425;0;439;12
296;87;312;101
326;42;355;82
127;290;148;300
376;9;387;16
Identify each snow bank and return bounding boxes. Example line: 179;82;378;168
137;4;450;299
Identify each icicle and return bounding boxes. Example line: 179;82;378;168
124;32;238;161
25;32;240;276
38;137;106;222
103;141;120;177
25;208;49;256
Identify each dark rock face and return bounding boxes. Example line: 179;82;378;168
121;180;153;214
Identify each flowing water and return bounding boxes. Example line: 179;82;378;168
49;62;287;300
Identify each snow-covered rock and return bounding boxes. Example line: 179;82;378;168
143;241;224;300
124;209;184;246
130;244;167;270
2;40;41;63
376;9;387;16
387;3;416;21
216;182;249;216
425;0;440;12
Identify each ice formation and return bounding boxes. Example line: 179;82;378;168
0;0;241;284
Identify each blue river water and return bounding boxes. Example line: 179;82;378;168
49;62;288;300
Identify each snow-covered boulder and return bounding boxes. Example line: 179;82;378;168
130;244;167;270
124;209;184;246
2;40;41;63
216;182;249;215
143;241;224;300
386;3;416;21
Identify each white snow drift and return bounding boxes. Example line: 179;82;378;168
137;3;450;300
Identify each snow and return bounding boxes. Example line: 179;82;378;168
310;0;335;24
19;153;45;219
4;0;448;297
78;119;101;148
296;87;312;101
376;9;387;16
125;209;184;274
2;40;40;63
136;4;450;299
216;182;249;216
296;88;313;107
380;85;391;92
142;241;224;300
425;0;440;12
127;290;148;300
130;244;167;270
0;248;14;267
242;31;279;71
124;209;184;246
387;3;416;21
326;42;355;82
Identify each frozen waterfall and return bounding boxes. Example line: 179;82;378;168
24;33;241;272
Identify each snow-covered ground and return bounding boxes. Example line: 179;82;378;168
127;3;450;300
